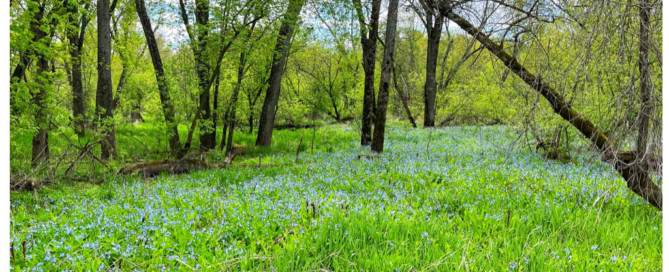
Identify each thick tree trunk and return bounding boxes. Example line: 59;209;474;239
255;0;306;147
136;0;183;157
353;0;382;146
370;0;400;153
193;1;216;150
423;9;443;127
96;0;117;160
445;10;662;210
31;52;50;168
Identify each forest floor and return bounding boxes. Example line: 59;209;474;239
10;125;662;271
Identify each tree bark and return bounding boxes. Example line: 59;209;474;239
370;0;400;153
353;0;382;146
225;52;247;153
255;0;306;147
636;0;652;160
422;5;443;127
96;0;117;160
31;46;51;168
445;10;662;210
136;0;183;157
192;0;216;150
66;0;89;137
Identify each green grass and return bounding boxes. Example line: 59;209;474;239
10;124;662;271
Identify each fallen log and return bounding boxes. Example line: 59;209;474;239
117;158;223;178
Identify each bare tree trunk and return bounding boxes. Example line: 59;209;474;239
136;0;182;157
445;10;662;210
66;1;90;138
370;0;400;153
96;0;117;160
422;6;443;127
353;0;382;146
255;0;306;147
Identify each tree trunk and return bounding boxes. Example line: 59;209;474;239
66;0;89;137
422;8;443;127
445;10;662;210
96;0;117;160
113;65;127;110
213;73;221;147
226;52;248;153
31;51;51;169
353;0;382;146
193;1;216;150
636;0;652;160
370;0;399;153
255;0;306;147
136;0;183;157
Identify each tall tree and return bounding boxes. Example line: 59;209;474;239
255;0;306;147
66;0;91;137
135;0;183;157
96;0;117;160
414;0;444;127
28;2;59;167
352;0;382;145
370;0;400;153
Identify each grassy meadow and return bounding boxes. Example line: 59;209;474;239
10;124;662;271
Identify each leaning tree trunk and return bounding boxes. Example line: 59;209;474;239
445;10;662;210
353;0;382;146
255;0;306;147
636;0;652;162
422;8;443;127
370;0;400;153
96;0;117;160
136;0;183;157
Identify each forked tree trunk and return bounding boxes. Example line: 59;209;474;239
255;0;306;147
370;0;400;153
353;0;382;146
136;0;182;157
445;11;662;210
